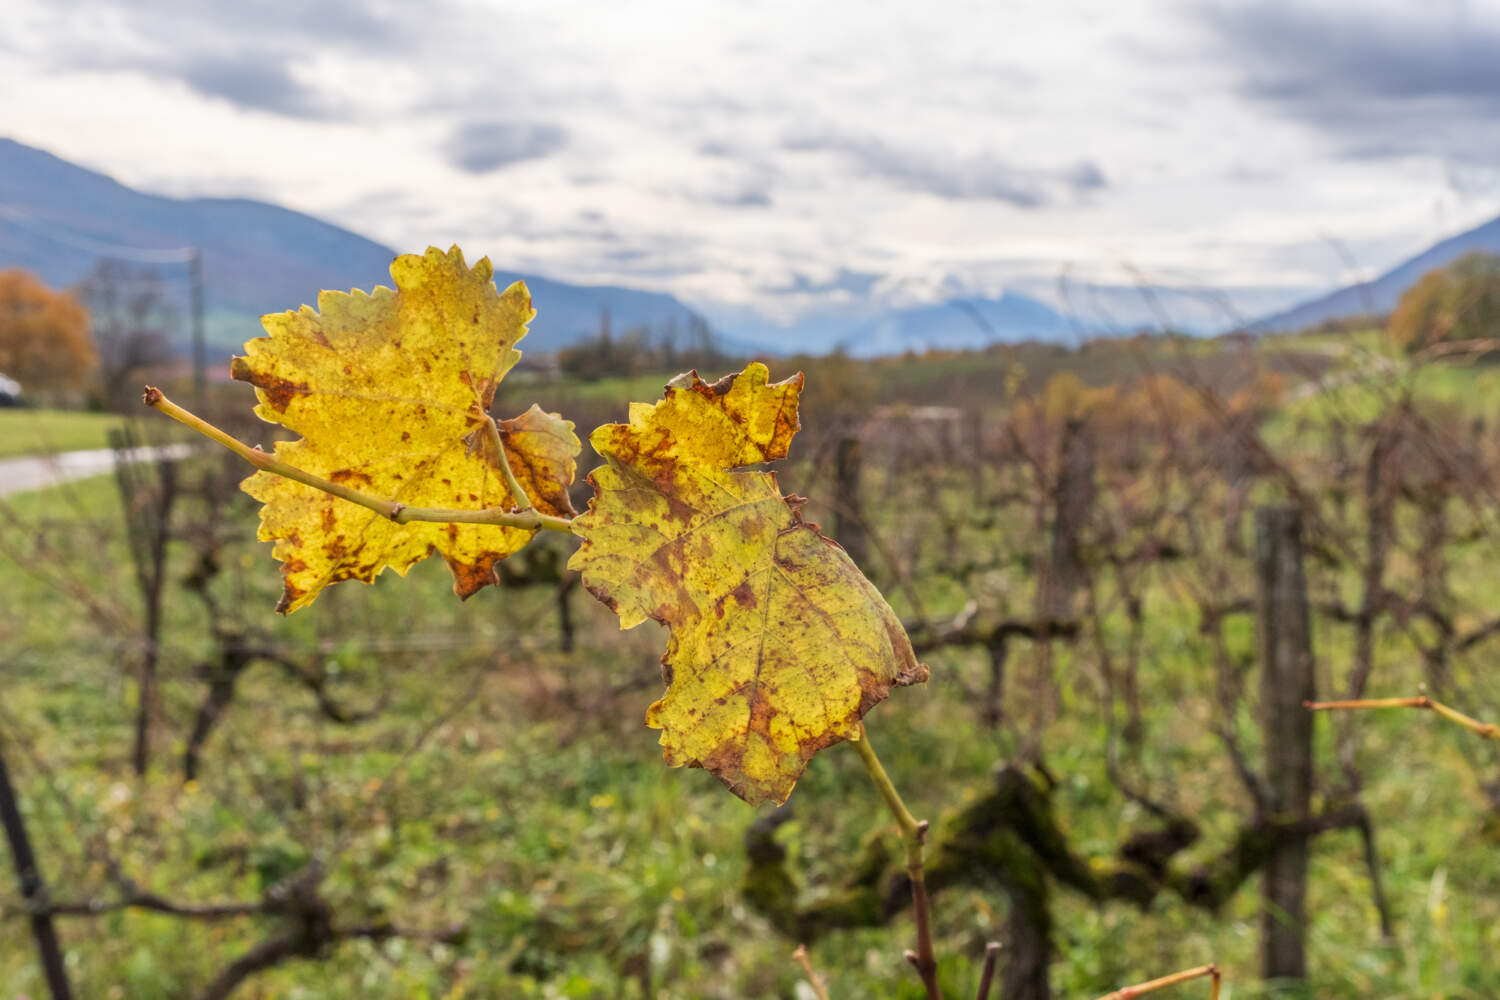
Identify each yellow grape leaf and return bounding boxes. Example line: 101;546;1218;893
569;363;928;805
231;245;579;612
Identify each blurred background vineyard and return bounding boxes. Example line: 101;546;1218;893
8;1;1500;997
7;277;1500;996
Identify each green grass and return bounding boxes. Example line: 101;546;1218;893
1264;351;1500;447
0;408;124;458
1257;327;1393;359
5;351;1500;999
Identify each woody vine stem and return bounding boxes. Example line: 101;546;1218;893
851;722;941;999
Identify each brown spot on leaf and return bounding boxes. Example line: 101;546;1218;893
231;361;309;412
730;580;757;609
443;551;503;599
896;661;931;687
705;370;739;396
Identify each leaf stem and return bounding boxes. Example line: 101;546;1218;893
851;722;941;1000
483;410;534;512
143;387;574;534
1305;695;1500;741
1092;963;1220;1000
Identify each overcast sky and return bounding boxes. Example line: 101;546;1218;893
5;0;1500;329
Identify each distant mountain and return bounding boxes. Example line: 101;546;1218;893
0;138;706;357
1029;281;1309;336
707;291;1078;358
703;281;1320;356
1254;212;1500;332
840;292;1075;356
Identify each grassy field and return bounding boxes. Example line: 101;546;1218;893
3;340;1500;998
0;408;123;458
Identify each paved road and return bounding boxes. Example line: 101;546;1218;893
0;445;195;498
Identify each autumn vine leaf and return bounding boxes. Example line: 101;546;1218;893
569;363;929;805
231;245;578;612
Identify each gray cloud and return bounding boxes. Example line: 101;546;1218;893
37;0;416;119
781;128;1106;206
178;54;336;119
43;45;345;120
600;247;650;262
443;122;568;174
678;182;773;209
1200;3;1500;165
1060;160;1107;191
585;243;707;281
75;0;400;50
714;188;772;208
1202;4;1500;102
1446;162;1500;197
769;268;883;296
672;150;777;208
696;139;737;159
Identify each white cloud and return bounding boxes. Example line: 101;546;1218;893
4;0;1499;334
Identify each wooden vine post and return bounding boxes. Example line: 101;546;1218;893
834;435;870;571
1045;416;1093;620
1253;505;1316;983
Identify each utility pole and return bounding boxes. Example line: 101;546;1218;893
190;247;206;407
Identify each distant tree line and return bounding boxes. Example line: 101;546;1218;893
0;262;176;409
0;270;93;401
1388;251;1500;352
555;311;737;380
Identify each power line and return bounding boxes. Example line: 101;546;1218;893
1;204;208;401
0;204;196;264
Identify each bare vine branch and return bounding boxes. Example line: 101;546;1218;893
793;944;832;1000
1093;963;1219;1000
1306;694;1500;740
